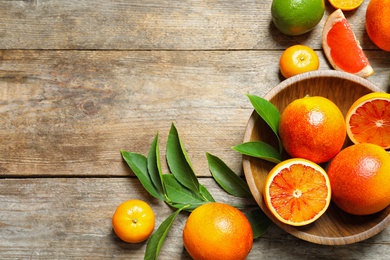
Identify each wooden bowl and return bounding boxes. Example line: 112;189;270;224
243;70;390;245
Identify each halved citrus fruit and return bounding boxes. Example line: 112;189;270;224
346;92;390;149
322;9;374;78
328;0;364;11
263;158;331;226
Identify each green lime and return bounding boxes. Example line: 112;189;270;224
271;0;325;36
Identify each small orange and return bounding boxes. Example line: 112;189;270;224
346;92;390;149
182;202;253;260
112;199;155;243
328;0;364;11
327;143;390;215
366;0;390;52
322;9;374;78
263;158;331;226
279;96;346;163
279;45;320;78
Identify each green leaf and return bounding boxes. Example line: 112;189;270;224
121;151;165;200
167;201;207;211
246;94;282;152
162;174;207;207
244;208;273;239
232;141;282;164
166;123;200;192
199;184;215;202
206;153;252;198
144;206;188;260
147;134;165;196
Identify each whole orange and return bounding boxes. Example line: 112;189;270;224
279;45;320;78
278;96;346;163
366;0;390;52
112;199;155;243
182;202;253;260
327;143;390;215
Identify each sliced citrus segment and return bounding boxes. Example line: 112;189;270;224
322;9;374;78
263;158;331;226
328;0;364;11
346;92;390;149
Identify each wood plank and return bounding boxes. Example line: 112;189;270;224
1;50;389;177
0;177;389;259
0;0;378;50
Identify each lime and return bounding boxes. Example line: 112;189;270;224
271;0;325;36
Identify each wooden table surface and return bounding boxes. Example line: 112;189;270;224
1;0;390;259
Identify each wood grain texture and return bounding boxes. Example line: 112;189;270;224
1;50;389;177
1;0;390;258
1;178;390;259
0;0;379;50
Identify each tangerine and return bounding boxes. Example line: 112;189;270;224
279;96;346;163
366;0;390;52
263;158;331;226
322;9;374;78
279;45;320;78
327;143;390;215
346;92;390;149
182;202;253;260
112;199;155;243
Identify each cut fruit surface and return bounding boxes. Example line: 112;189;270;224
322;9;374;78
328;0;364;11
263;158;331;226
346;92;390;149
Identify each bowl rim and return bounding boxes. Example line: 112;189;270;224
263;70;383;101
243;70;390;245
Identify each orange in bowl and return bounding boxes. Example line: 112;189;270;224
278;95;346;163
327;143;390;215
243;70;389;245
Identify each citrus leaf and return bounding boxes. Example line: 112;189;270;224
199;184;215;202
246;94;282;152
166;123;200;192
162;174;207;207
147;134;165;196
144;206;188;260
244;208;273;239
121;151;165;200
232;141;282;164
206;153;252;198
167;201;207;211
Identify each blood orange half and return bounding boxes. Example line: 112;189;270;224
263;158;331;226
346;92;390;149
322;9;374;78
